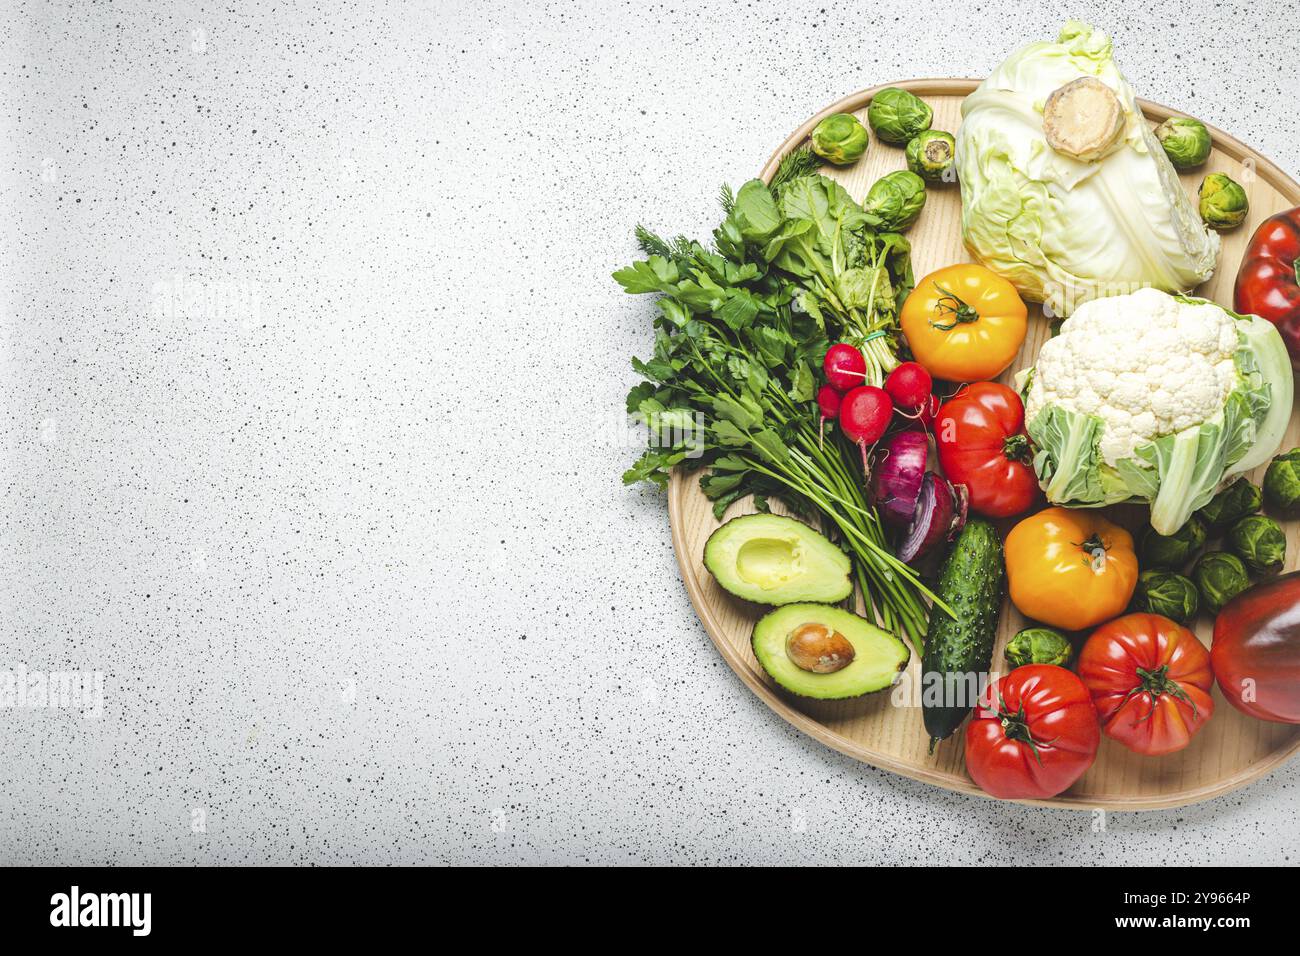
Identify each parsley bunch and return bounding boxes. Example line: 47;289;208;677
616;168;944;640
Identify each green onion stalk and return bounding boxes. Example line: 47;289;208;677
850;242;901;388
857;330;898;389
681;329;944;645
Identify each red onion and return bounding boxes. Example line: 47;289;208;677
870;430;930;527
898;473;964;563
950;482;970;539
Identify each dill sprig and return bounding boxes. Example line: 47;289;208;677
718;183;735;214
769;145;821;193
634;224;694;263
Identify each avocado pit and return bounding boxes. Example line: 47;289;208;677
786;622;856;674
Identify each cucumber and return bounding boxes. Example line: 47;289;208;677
921;518;1005;751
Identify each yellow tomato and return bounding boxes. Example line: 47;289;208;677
1005;508;1139;632
900;264;1027;381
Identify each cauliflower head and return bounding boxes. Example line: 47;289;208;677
1020;288;1293;534
1026;290;1240;463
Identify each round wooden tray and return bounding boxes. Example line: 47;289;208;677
669;79;1300;810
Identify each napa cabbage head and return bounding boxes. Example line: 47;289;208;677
1017;289;1293;535
956;22;1219;316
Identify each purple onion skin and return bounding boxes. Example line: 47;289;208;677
949;482;970;539
870;430;929;527
898;473;956;563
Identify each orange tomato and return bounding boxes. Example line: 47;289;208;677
1005;508;1138;632
900;264;1027;381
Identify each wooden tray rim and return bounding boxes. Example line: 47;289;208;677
669;78;1300;811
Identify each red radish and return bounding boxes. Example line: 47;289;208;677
823;343;867;392
839;385;893;472
816;384;842;449
916;393;940;430
901;392;941;432
885;362;933;411
816;384;842;421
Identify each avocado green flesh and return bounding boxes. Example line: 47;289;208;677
752;604;910;699
704;513;852;606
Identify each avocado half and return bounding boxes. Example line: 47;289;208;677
703;513;852;606
752;604;910;699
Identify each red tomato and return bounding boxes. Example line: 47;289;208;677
1077;613;1215;756
965;665;1100;800
934;382;1038;518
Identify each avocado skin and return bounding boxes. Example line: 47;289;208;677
703;513;852;606
752;603;910;700
921;519;1005;749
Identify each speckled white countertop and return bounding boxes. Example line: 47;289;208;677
1;0;1297;865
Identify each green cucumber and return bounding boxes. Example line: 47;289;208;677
921;518;1005;751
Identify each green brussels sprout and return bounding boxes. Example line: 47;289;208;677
1004;627;1072;669
1264;448;1300;515
1132;570;1199;624
1227;515;1286;575
861;170;927;231
1139;515;1207;570
867;87;933;145
810;113;869;166
1154;117;1212;170
905;130;956;183
1191;550;1251;615
1199;173;1249;230
1196;477;1262;533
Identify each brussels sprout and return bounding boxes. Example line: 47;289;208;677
1139;515;1206;570
1132;570;1199;624
1199;173;1249;230
861;170;927;231
1192;551;1251;614
810;113;869;166
1264;448;1300;515
1154;117;1212;170
1196;477;1262;533
906;130;956;183
867;87;933;145
1227;515;1286;575
1004;627;1072;669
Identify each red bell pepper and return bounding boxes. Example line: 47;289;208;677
1234;205;1300;367
1211;572;1300;724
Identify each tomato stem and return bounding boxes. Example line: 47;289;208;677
1002;433;1032;464
996;693;1049;767
1124;664;1199;721
928;283;981;331
1074;533;1108;572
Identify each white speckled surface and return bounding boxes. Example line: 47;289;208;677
1;0;1297;865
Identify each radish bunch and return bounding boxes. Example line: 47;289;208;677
818;344;889;461
819;345;939;451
